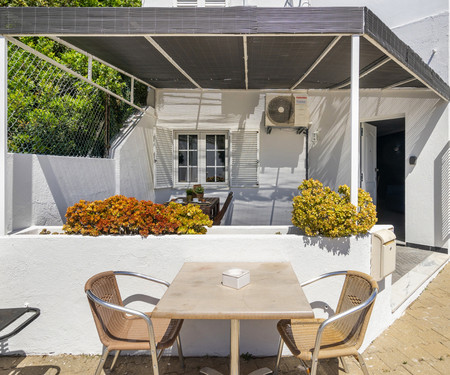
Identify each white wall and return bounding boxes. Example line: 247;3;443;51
112;112;157;202
153;88;449;248
154;90;307;225
6;154;116;233
307;89;449;249
0;228;374;356
5;112;157;232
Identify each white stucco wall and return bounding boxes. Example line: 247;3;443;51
6;154;116;233
153;89;449;248
0;228;377;356
154;90;307;225
112;112;157;202
307;89;449;249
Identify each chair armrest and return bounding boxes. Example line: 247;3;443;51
114;271;171;288
300;271;348;287
312;288;378;358
86;289;152;323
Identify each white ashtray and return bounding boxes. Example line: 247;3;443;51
222;268;250;290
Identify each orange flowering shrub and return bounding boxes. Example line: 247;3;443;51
63;195;211;237
292;179;377;237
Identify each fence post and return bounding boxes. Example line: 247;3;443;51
0;37;8;235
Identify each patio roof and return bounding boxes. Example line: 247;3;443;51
0;7;448;100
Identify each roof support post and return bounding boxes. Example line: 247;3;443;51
350;35;360;207
0;36;7;235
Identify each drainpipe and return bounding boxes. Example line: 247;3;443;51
350;35;360;207
0;36;7;235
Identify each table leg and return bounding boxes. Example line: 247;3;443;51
230;319;240;375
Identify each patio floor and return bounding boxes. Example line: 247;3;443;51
0;262;448;375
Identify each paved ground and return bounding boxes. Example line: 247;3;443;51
392;244;434;283
1;263;448;375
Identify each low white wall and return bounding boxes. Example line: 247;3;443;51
0;226;393;357
6;154;116;233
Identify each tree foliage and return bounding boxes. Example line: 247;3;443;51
5;0;146;157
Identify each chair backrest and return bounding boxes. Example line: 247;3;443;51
331;271;378;349
213;192;233;225
85;271;125;345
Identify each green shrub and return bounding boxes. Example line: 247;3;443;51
63;195;212;237
292;179;377;237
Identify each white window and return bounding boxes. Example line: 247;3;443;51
154;128;258;189
174;132;228;187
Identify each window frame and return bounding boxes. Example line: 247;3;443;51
173;130;229;188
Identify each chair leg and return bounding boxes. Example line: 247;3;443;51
176;335;185;369
273;337;283;375
356;353;370;375
340;356;349;373
110;350;120;371
95;347;109;375
310;358;319;375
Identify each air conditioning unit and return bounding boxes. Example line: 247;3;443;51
265;93;310;128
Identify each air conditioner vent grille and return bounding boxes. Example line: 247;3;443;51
267;96;294;125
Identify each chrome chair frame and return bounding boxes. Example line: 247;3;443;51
275;271;378;375
86;271;184;375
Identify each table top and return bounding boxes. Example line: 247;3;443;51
152;262;314;320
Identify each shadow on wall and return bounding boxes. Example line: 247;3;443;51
259;120;305;169
221;91;260;129
307;94;351;189
407;99;446;178
434;141;450;248
302;235;351;256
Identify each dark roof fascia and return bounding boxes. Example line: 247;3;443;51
0;6;365;36
0;6;448;100
363;8;449;100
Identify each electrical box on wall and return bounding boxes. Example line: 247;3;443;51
371;229;397;281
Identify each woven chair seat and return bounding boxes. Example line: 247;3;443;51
104;315;183;351
278;318;359;361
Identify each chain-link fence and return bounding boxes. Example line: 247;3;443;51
7;37;148;158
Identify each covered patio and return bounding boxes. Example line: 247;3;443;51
0;6;449;237
0;5;449;363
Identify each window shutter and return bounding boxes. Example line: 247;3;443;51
231;131;259;188
177;0;197;7
154;127;173;189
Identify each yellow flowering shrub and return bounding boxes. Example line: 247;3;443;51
63;195;212;237
164;202;213;234
292;179;377;237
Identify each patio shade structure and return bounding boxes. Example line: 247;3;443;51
0;6;449;234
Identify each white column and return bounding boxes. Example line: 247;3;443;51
350;35;360;207
0;37;7;235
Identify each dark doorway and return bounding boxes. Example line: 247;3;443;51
368;118;405;241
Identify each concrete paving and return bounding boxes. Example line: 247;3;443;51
0;263;448;375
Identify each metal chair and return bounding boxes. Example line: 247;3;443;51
275;271;378;375
85;271;184;375
213;191;233;225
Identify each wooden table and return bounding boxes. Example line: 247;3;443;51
152;262;314;375
170;197;220;219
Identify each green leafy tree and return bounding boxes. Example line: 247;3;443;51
4;0;147;157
